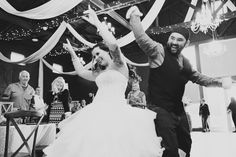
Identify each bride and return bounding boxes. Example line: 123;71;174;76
43;6;163;157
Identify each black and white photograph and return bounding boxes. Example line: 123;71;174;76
1;0;236;157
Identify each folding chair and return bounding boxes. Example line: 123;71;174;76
3;110;44;157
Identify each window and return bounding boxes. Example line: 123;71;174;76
182;46;197;69
52;63;63;74
10;52;25;66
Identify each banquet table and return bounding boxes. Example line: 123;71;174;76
0;123;56;155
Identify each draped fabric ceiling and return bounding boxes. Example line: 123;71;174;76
0;0;167;74
1;0;236;75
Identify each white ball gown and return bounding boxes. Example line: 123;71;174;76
43;70;163;157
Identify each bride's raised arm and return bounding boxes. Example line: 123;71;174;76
63;39;96;81
83;6;126;68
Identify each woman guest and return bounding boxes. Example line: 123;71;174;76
44;76;71;124
127;80;146;109
43;6;163;157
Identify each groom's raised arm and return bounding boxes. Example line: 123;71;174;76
127;6;164;68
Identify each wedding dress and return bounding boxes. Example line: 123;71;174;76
43;70;163;157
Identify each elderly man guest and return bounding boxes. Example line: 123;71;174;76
2;70;35;111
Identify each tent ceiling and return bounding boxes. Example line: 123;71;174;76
0;0;236;57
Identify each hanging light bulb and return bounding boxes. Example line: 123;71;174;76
98;16;115;35
42;26;48;31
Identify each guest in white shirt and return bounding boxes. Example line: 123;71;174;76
31;87;47;114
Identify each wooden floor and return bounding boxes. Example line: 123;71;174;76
36;131;236;157
190;131;236;157
2;131;236;157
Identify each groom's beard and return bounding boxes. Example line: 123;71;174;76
166;43;185;56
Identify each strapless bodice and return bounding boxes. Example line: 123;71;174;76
93;70;128;104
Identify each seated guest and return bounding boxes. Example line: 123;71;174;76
1;70;35;111
44;77;71;124
87;92;95;104
71;101;80;114
28;87;47;123
80;99;87;108
127;79;146;109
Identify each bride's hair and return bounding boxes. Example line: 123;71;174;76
90;42;112;73
92;42;109;53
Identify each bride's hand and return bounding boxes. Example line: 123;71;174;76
63;39;77;59
82;5;100;27
63;39;73;51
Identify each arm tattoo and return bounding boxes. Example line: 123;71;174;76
110;46;124;66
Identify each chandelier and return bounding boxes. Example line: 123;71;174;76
191;0;224;34
100;17;115;35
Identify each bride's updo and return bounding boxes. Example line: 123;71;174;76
92;42;109;53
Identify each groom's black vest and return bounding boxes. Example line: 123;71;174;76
148;48;191;115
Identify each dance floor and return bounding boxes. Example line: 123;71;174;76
1;130;236;157
190;131;236;157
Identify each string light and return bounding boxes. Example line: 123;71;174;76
147;23;191;35
46;43;90;57
0;0;148;41
0;0;149;57
48;49;68;57
0;17;61;41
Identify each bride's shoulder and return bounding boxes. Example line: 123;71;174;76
111;64;129;78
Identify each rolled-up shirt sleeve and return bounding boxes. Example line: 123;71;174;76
182;56;222;87
135;33;164;68
189;70;222;87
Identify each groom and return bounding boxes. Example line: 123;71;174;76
126;6;231;157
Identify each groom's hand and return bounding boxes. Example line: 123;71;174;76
126;6;143;19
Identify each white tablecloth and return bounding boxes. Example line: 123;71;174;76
0;123;56;154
